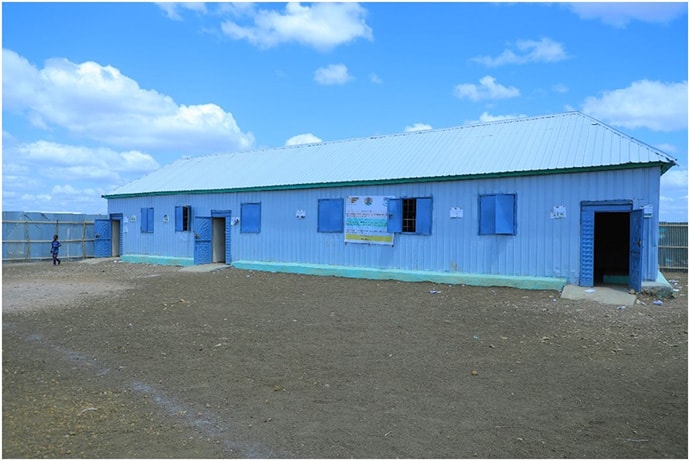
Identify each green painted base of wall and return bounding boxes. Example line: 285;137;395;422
231;261;567;291
121;255;195;266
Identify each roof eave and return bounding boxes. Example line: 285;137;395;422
102;162;672;200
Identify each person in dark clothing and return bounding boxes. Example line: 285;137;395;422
51;234;61;265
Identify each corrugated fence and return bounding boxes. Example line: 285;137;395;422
659;222;688;271
2;211;107;262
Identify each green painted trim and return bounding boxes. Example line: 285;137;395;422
121;255;194;266
231;260;567;291
102;163;668;199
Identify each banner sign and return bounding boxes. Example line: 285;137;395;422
344;196;394;245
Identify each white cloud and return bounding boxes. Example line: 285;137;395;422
567;3;687;28
661;168;689;189
285;133;323;146
472;38;568;67
12;140;159;180
220;2;373;51
405;123;432;132
464;111;528;125
660;167;689;222
2;140;159;213
454;76;520;101
582;80;688;132
156;2;207;21
314;64;353;85
552;83;569;94
369;73;383;84
2;48;255;154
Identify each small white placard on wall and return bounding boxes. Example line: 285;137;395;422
550;205;566;219
449;207;463;218
643;204;653;217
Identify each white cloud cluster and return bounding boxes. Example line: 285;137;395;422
2;137;159;213
156;2;208;21
472;37;568;67
566;3;687;28
285;133;323;146
660;168;689;222
404;123;432;132
2;49;255;153
454;76;520;101
220;2;373;51
582;80;688;132
314;64;353;85
2;48;256;213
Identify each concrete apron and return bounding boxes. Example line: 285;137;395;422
561;285;637;307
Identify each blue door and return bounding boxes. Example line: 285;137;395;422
94;219;111;258
193;217;212;265
579;209;595;286
628;210;644;292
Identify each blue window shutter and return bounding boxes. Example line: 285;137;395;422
241;203;261;233
175;206;184;232
318;199;344;232
140;208;153;233
479;195;496;234
140;208;147;233
387;198;402;233
416;197;433;235
495;194;515;234
147;208;154;233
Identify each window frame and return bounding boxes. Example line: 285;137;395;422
387;196;432;235
175;205;192;232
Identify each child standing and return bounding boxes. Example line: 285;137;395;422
51;234;61;265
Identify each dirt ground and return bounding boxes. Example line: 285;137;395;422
2;259;687;458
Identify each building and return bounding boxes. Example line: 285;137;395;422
100;112;676;291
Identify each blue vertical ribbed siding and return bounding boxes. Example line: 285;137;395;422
108;167;661;285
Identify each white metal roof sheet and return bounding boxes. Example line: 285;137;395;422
105;111;677;197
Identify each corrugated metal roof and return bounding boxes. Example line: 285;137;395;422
105;111;677;197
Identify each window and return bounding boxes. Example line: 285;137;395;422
479;194;516;235
140;207;154;233
175;206;191;232
241;203;261;233
387;197;432;235
318;199;344;232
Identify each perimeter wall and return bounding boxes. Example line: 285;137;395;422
2;211;107;262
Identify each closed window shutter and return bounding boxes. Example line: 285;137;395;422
241;203;261;233
318;199;344;232
141;208;154;233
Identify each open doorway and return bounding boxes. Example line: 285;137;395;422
111;219;121;257
212;217;226;263
593;212;629;285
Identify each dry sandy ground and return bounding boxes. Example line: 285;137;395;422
2;259;687;458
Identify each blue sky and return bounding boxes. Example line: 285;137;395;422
2;2;688;221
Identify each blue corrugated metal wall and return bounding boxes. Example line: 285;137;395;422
2;211;107;262
107;167;661;285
